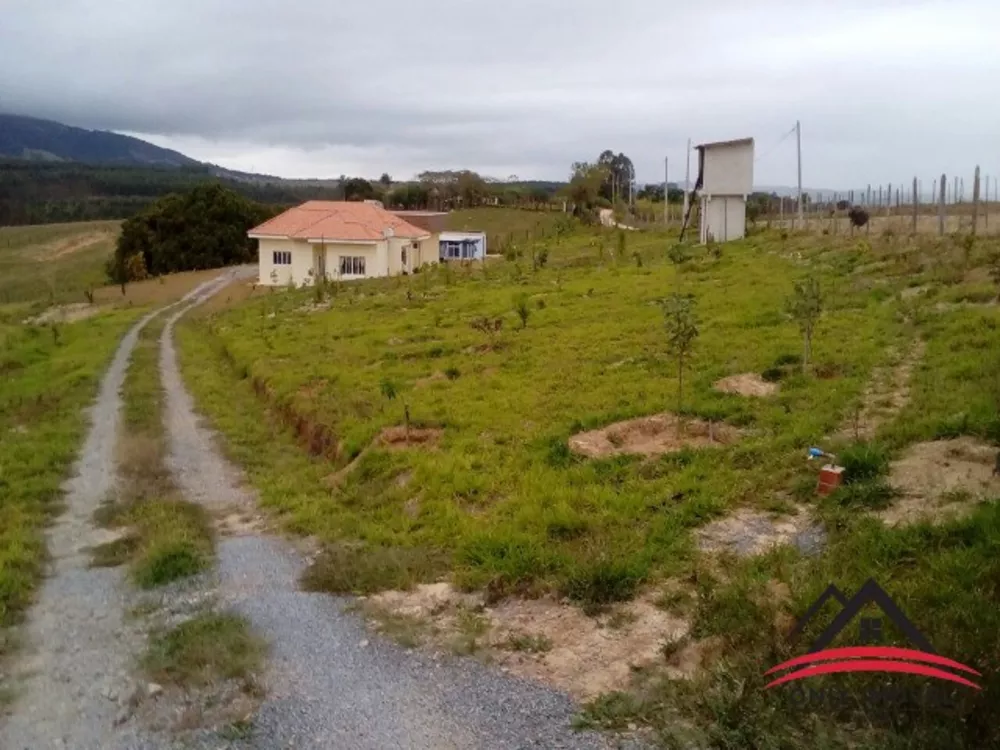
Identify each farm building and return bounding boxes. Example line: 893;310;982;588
439;231;487;261
694;137;754;243
248;201;440;286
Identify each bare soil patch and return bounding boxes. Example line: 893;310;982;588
25;302;101;324
569;413;743;458
881;438;1000;526
837;339;925;441
696;505;825;557
379;426;443;448
713;373;779;398
365;583;691;700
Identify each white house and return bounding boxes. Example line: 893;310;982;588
694;138;754;243
439;231;487;261
248;201;440;286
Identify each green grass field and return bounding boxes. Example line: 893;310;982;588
0;220;120;305
177;216;1000;747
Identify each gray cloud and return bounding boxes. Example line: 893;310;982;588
2;0;999;186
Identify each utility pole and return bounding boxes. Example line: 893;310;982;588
972;166;981;235
938;174;946;236
682;138;692;221
664;157;669;225
796;120;803;228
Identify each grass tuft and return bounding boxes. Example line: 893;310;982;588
839;441;891;484
300;543;446;595
142;613;265;687
561;557;647;613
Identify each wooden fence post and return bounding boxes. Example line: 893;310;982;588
938;175;946;236
912;177;918;234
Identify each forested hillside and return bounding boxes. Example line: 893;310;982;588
0;160;342;225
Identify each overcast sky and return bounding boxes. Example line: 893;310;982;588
2;0;998;189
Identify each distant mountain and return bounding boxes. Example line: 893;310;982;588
0;113;199;167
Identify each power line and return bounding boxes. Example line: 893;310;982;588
754;125;797;163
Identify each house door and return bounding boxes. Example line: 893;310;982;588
314;247;326;280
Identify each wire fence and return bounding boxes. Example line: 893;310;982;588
761;168;998;237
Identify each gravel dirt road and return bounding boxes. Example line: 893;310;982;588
2;268;627;750
161;272;620;749
0;276;232;750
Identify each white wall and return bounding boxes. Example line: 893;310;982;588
702;141;754;196
258;238;311;286
325;241;387;279
700;196;747;243
258;237;428;285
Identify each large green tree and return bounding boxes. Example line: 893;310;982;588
597;150;635;203
110;182;273;281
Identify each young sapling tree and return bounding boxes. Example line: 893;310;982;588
514;294;531;329
787;276;823;372
661;293;699;429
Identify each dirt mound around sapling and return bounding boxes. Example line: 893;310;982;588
696;505;826;557
569;413;743;458
713;373;779;397
881;438;1000;526
364;583;691;700
379;426;442;448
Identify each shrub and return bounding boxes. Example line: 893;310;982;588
444;367;460;380
839;442;890;484
773;353;802;367
761;367;785;383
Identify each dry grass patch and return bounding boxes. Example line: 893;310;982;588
881;437;1000;526
569;413;743;458
713;373;779;397
364;583;691;700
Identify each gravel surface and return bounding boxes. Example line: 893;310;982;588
0;275;232;750
162;273;621;749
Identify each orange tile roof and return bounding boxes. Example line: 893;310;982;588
248;201;429;242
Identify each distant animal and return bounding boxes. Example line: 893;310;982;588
848;206;870;228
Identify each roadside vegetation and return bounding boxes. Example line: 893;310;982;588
177;210;1000;748
0;304;141;655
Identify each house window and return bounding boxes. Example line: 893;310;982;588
401;248;407;266
273;250;291;265
339;256;366;276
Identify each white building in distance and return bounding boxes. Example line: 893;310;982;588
694;137;754;243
